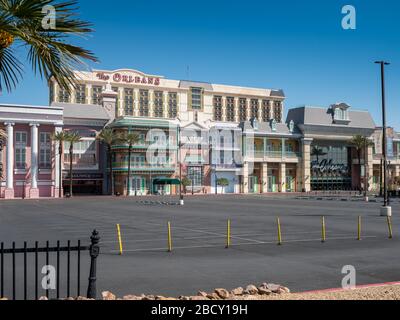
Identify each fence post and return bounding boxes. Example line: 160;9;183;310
87;230;100;299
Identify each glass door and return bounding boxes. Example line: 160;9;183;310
130;176;145;195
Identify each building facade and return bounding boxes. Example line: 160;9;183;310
1;68;398;199
0;104;63;199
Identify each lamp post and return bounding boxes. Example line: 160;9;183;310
375;60;391;216
364;138;369;202
178;126;184;205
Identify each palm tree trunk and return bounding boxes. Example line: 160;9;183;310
358;149;362;193
108;145;114;195
59;144;63;198
69;145;73;197
127;146;132;196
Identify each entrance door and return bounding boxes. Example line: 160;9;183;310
286;176;294;192
130;176;145;195
249;176;258;193
268;175;277;192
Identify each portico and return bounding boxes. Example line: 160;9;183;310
0;104;63;199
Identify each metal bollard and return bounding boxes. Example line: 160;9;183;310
226;219;231;249
87;230;100;299
321;216;326;243
277;217;282;245
167;222;172;252
117;224;123;255
357;216;362;241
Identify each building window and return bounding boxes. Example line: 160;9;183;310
15;132;27;169
112;87;119;107
190;87;203;110
239;98;247;122
274;101;282;122
139;89;149;117
75;84;86;104
39;132;51;169
187;166;203;186
92;85;103;105
168;92;178;118
154;91;164;118
58;87;70;103
262;100;271;122
124;88;134;116
213;96;223;121
64;139;97;168
250;99;259;119
226;97;235;122
334;108;348;121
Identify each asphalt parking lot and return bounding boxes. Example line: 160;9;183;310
0;194;399;299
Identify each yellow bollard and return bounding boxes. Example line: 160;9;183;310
167;221;173;252
226;219;231;249
277;217;282;245
321;216;326;243
387;216;393;239
357;216;362;241
116;224;123;255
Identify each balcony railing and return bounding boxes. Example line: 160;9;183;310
246;150;301;158
112;162;176;171
112;142;178;150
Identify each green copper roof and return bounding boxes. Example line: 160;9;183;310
109;117;178;129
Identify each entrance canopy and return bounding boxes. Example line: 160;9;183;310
153;178;180;185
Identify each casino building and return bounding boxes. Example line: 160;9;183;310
0;68;399;198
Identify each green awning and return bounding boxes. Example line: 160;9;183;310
153;178;181;185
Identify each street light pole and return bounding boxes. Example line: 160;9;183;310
375;60;391;216
178;126;184;205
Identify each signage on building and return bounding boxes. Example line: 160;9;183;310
311;159;348;175
63;173;104;180
96;72;160;86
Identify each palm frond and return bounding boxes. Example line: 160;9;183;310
0;0;98;93
0;47;23;92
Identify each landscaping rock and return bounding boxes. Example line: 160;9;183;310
206;293;221;300
102;291;116;300
265;283;281;292
123;295;142;300
215;288;230;299
245;285;259;295
197;291;208;297
231;287;244;296
258;287;272;295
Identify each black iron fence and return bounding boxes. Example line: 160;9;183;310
0;230;100;300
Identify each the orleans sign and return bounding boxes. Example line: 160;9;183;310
96;71;161;86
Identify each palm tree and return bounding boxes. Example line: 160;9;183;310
349;135;374;193
97;128;118;195
0;0;98;93
118;131;140;196
311;146;326;163
51;130;68;197
65;131;81;197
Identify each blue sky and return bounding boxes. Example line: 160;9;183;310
1;0;400;128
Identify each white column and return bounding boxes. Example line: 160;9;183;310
54;126;62;191
6;123;14;189
269;100;274;120
30;123;39;189
134;88;140;116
